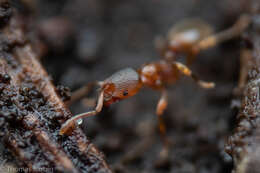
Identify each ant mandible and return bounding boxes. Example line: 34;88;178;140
59;15;251;147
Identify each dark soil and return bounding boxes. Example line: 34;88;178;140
15;0;249;172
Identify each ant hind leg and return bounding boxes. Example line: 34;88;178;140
174;62;215;89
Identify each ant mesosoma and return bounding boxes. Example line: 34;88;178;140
59;15;251;153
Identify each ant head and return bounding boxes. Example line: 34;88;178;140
99;68;142;106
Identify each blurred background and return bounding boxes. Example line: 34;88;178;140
14;0;249;172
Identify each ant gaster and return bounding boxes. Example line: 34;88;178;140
60;15;251;144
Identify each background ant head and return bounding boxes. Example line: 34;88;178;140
99;68;142;106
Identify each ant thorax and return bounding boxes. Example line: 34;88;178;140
139;61;180;90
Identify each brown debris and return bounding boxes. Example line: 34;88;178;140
0;1;112;173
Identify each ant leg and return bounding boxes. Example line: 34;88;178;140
59;91;104;135
186;52;196;66
233;48;252;96
156;89;170;158
155;36;177;62
193;14;251;53
154;36;167;57
156;89;168;117
67;82;97;105
174;62;215;89
238;48;252;89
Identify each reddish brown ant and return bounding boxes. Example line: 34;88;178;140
59;15;251;155
60;61;214;136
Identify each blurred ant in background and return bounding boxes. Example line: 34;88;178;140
60;14;251;157
156;14;250;66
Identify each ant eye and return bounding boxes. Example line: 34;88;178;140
123;91;128;96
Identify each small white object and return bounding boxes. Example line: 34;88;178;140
76;118;83;125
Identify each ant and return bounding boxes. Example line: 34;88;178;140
59;14;251;156
60;62;214;134
156;14;251;65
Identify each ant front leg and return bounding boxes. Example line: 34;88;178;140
60;90;104;135
193;14;251;53
174;62;215;89
156;89;170;158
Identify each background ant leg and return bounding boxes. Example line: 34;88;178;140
156;89;170;158
174;62;215;88
193;14;251;54
60;91;104;135
154;36;167;57
238;48;252;90
233;48;252;96
67;81;98;106
155;36;177;62
186;52;196;66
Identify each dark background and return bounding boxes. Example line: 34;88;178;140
17;0;248;172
